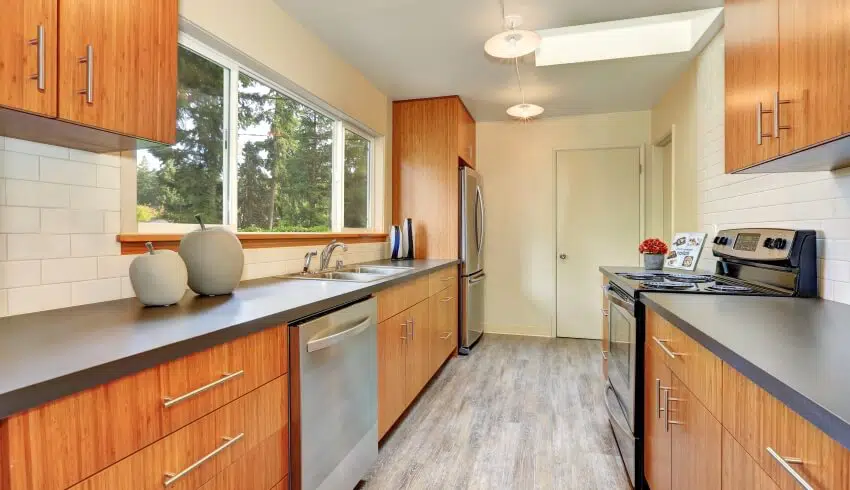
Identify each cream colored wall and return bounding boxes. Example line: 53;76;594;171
649;38;709;238
476;111;652;337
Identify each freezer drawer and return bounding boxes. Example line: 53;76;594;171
461;271;485;348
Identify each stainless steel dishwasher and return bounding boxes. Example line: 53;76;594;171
290;297;378;490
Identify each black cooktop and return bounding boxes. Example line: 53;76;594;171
614;271;788;296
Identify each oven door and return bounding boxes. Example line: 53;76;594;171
606;286;637;431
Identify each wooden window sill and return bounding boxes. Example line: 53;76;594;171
118;232;388;255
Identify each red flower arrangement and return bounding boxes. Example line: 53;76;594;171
639;238;669;255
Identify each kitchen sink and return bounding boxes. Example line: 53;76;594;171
285;265;413;283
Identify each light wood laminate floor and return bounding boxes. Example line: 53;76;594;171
362;334;631;490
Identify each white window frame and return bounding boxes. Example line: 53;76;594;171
137;33;377;234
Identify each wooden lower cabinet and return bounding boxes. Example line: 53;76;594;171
601;277;609;379
196;430;288;490
670;375;722;490
644;348;672;490
377;270;459;439
722;429;780;490
69;376;287;490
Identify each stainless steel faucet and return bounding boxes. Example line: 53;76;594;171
303;250;318;273
320;240;348;270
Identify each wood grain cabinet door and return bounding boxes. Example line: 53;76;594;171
405;299;432;405
643;348;672;490
457;100;476;168
669;375;722;490
777;0;848;154
724;0;780;172
722;429;781;490
378;311;408;439
57;0;177;143
0;0;57;116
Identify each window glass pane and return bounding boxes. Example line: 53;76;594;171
344;130;370;228
237;74;333;232
137;46;225;226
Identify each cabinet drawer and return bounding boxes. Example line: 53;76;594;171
70;376;287;490
430;282;458;370
1;326;287;490
722;429;779;490
723;364;850;490
428;266;458;295
196;430;288;490
376;276;429;322
648;310;723;418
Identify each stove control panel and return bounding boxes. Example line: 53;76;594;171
712;228;797;261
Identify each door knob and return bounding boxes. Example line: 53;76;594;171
559;254;568;260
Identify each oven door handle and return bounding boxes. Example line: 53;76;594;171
607;289;635;316
603;384;635;440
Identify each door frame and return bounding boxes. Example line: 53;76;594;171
551;145;646;338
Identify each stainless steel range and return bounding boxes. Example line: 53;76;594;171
602;228;817;488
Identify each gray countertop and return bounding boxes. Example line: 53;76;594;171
641;292;850;451
0;259;457;420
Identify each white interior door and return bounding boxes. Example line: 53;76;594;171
556;148;641;339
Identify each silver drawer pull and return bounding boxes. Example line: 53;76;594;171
601;350;608;360
664;390;684;432
163;371;244;408
440;332;452;340
29;25;45;90
601;308;609;317
441;276;456;281
652;337;681;359
766;447;814;490
163;433;244;487
440;296;454;302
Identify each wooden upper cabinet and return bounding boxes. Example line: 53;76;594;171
457;100;476;168
393;96;460;259
778;0;847;153
0;0;58;117
724;0;780;173
57;0;177;144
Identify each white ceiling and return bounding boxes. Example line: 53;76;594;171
274;0;723;121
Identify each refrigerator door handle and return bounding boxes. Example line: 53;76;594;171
476;186;485;254
469;272;486;285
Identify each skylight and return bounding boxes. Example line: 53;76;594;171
534;7;724;67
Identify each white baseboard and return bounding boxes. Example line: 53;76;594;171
482;323;553;338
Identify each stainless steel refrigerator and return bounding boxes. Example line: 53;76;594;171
459;167;485;353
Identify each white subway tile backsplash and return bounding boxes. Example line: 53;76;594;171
5;138;69;159
0;234;6;261
3;152;39;180
71;234;120;257
71;278;121;306
5;180;69;208
0;289;7;318
40;157;97;186
7;234;70;260
3;260;42;288
104;211;121;233
68;149;120;167
42;257;97;284
0;178;5;205
7;284;71;316
96;165;121;189
69;185;120;211
120;276;136;299
97;255;134;278
0;206;40;233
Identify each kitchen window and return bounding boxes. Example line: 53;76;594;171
136;35;375;235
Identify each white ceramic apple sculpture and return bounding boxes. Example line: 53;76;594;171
129;242;188;306
179;214;244;296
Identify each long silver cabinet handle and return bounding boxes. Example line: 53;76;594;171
664;389;684;432
163;371;244;408
29;25;45;90
78;44;93;103
774;92;791;138
655;378;670;419
652;336;681;359
400;322;408;341
766;447;814;490
163;433;244;487
757;102;773;145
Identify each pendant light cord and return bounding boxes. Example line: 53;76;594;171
499;0;506;26
514;57;525;105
